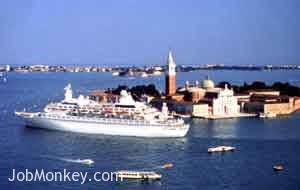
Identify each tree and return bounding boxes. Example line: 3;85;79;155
251;81;267;89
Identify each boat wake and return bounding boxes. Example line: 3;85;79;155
43;155;94;165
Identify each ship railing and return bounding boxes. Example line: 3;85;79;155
41;114;185;127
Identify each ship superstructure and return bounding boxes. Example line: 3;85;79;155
44;84;102;114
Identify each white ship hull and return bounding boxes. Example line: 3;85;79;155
16;112;189;138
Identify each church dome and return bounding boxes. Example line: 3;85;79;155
203;79;215;89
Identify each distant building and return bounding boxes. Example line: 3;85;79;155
152;51;241;118
154;66;163;71
30;65;49;72
243;94;300;115
176;78;240;117
90;91;119;103
247;89;280;96
192;103;209;117
203;76;215;89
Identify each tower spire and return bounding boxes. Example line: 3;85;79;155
165;50;176;96
167;50;176;76
168;50;175;65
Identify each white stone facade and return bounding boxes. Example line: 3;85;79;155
211;86;240;116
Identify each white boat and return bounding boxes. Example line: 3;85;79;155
15;84;190;138
259;112;277;118
141;72;148;78
273;165;284;171
76;159;94;165
116;170;161;180
112;71;120;76
152;70;162;76
208;146;235;153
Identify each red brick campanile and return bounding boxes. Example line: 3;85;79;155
165;51;176;96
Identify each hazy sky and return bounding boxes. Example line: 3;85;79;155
0;0;299;66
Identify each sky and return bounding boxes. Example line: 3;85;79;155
0;0;299;66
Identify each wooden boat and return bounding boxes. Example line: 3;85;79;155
116;170;161;180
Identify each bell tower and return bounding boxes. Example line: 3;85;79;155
165;51;176;96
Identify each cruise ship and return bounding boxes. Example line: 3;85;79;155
15;84;190;137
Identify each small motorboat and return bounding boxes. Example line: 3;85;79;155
162;163;173;169
208;146;235;153
116;170;161;180
273;165;284;171
112;71;120;76
76;159;94;165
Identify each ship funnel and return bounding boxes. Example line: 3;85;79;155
64;84;73;102
162;102;169;116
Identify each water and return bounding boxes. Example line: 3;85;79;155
0;70;300;189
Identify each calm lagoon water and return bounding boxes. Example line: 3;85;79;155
0;70;300;190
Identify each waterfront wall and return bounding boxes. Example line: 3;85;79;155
267;98;300;115
244;97;300;115
264;103;293;115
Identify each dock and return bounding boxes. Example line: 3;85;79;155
193;113;257;120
